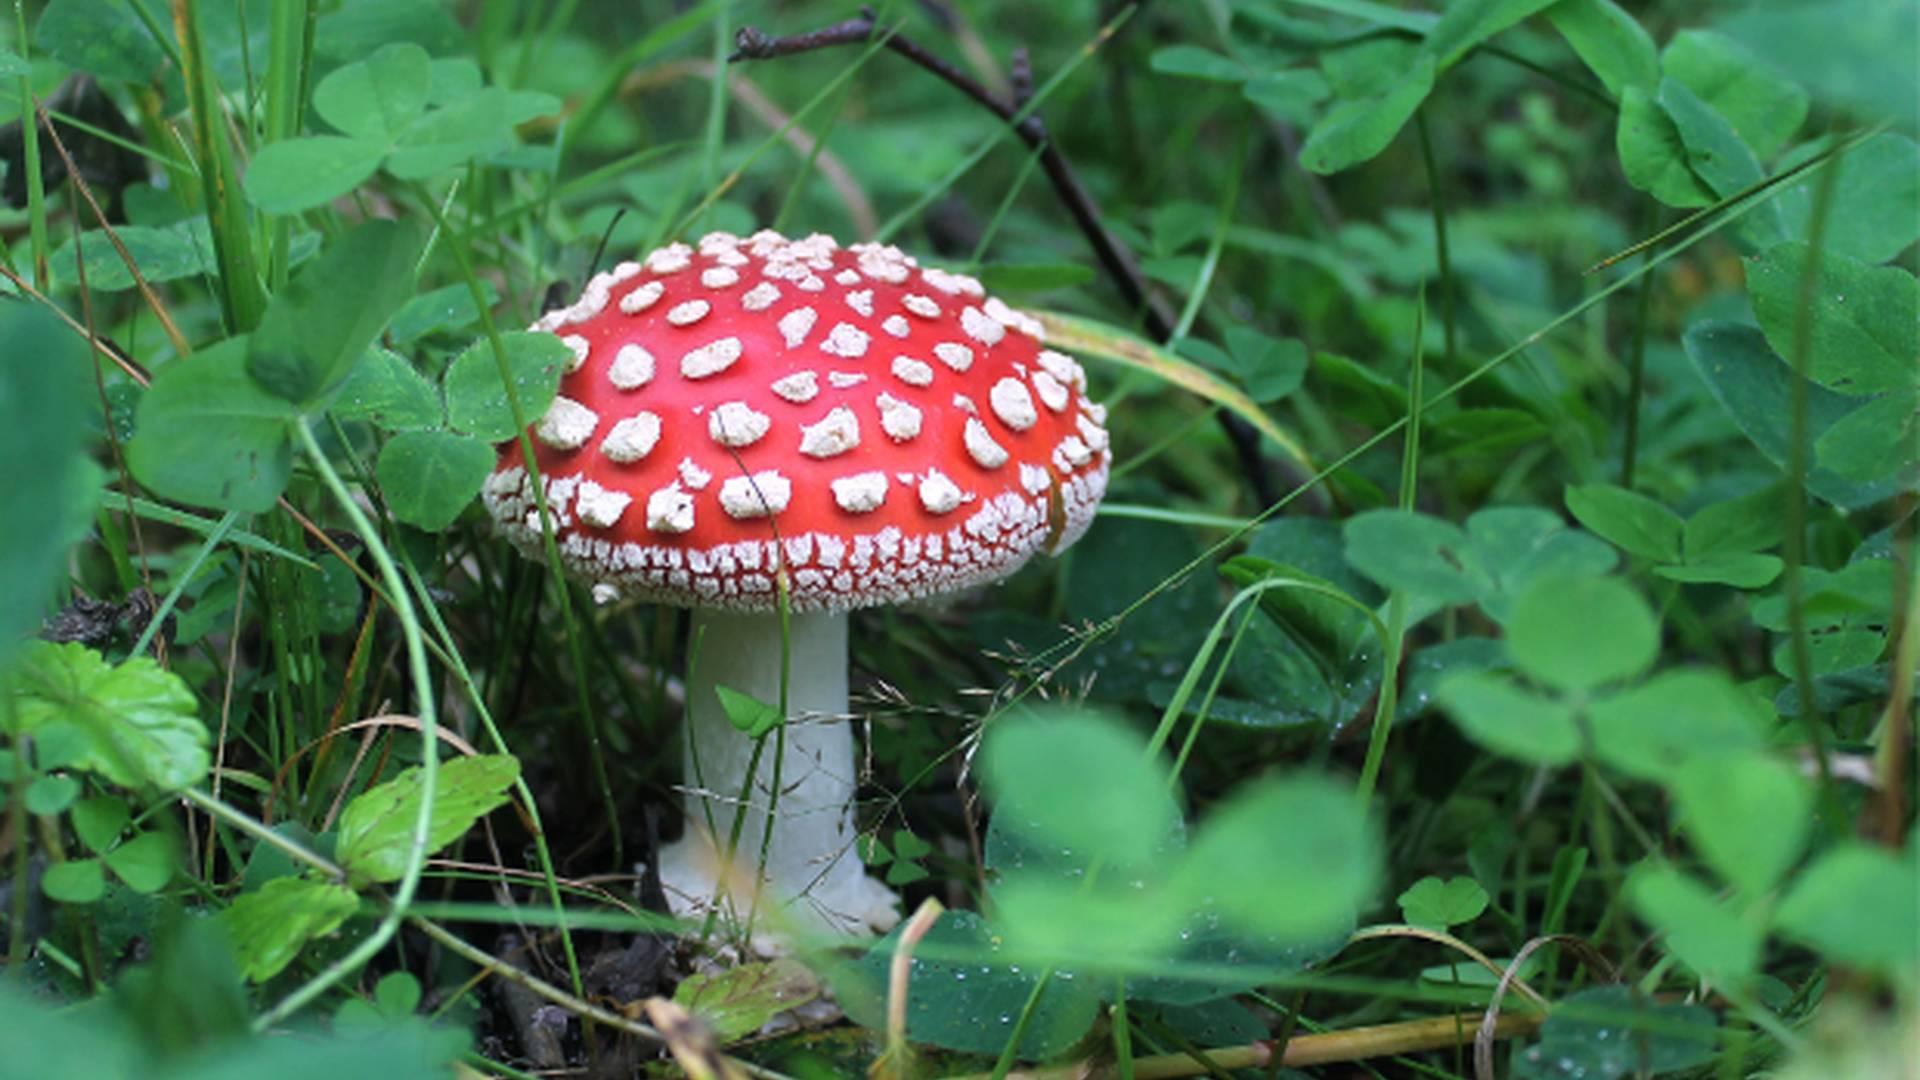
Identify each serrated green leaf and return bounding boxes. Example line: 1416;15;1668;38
127;337;296;513
1565;484;1684;562
673;959;820;1043
223;876;361;982
9;642;210;792
375;430;494;531
442;332;571;441
334;754;520;888
1436;672;1582;765
249;220;426;406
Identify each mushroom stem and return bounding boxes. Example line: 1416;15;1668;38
659;607;899;944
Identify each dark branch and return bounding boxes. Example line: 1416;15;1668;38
732;7;1286;507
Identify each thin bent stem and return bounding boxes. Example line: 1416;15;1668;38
261;420;438;1028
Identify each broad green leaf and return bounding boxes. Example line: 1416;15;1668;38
1241;70;1330;127
1174;773;1378;942
1629;864;1761;984
1343;507;1615;621
1508;576;1657;692
25;774;81;816
0;305;91;670
833;910;1101;1058
1673;753;1810;896
1683;485;1783;560
70;795;130;852
1148;45;1247;83
1546;0;1657;99
1126;905;1345;1006
1588;669;1770;783
1682;321;1906;510
1435;672;1582;765
1299;54;1436;175
713;684;782;739
223;876;361;981
1222;326;1308;403
49;222;216;291
249;220;427;406
1773;844;1918;980
1424;0;1559;70
1032;310;1313;470
312;42;433;142
975;262;1097;294
1746;243;1919;396
1398;875;1489;929
1776;133;1920;265
995;874;1186;974
34;0;163;82
1715;1;1918;132
385;87;561;179
1658;77;1782;246
389;281;494;344
1615;86;1714;208
980;707;1178;872
42;857;105;903
672;960;820;1043
442;332;572;441
243;136;388;215
1564;484;1683;562
127;337;296;513
334;754;520;888
1662;31;1807;160
0;47;25;79
9;642;210;791
1515;985;1718;1079
375;430;494;531
104;831;177;893
332;347;443;431
1654;553;1783;589
1816;390;1918;483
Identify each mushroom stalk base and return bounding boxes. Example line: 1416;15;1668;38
657;608;900;947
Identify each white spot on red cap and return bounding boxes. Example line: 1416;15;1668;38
990;377;1038;431
575;481;632;529
561;334;590;373
701;266;740;289
820;322;871;358
609;344;656;389
834;269;862;285
961;305;1005;346
891;356;934;387
918;470;964;514
646;244;692;274
666;299;710;326
601;412;661;462
827;371;867;388
709;401;771;447
771;371;820;403
678;457;713;490
876;394;922;441
903;294;941;318
778;306;818;348
964;417;1008;469
620;280;664;314
536;396;598;450
847;289;874;316
741;282;780;311
680;336;743;379
1077;411;1110;452
646;484;695;533
1031;369;1069;412
799;406;861;458
832;471;889;513
933;342;973;372
881;315;910;339
1020;462;1051;494
719;471;792;518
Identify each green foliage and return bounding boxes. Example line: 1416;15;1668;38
8;642;209;792
714;684;783;739
441;332;571;440
1397;875;1489;930
672;960;820;1042
0;306;91;670
224;878;361;982
375;430;494;531
248;221;426;407
127;337;297;513
333;754;519;888
1514;986;1717;1079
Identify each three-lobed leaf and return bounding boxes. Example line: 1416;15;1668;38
127;337;297;513
375;430;495;531
442;332;572;441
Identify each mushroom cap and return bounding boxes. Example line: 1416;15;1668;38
482;230;1111;613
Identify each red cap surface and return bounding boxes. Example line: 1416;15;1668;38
482;230;1111;612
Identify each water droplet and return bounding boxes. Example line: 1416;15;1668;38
954;971;966;981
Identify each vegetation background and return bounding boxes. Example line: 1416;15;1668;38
0;0;1913;1077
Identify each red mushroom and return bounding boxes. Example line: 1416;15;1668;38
482;230;1110;940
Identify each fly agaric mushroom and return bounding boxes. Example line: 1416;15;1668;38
482;230;1110;940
